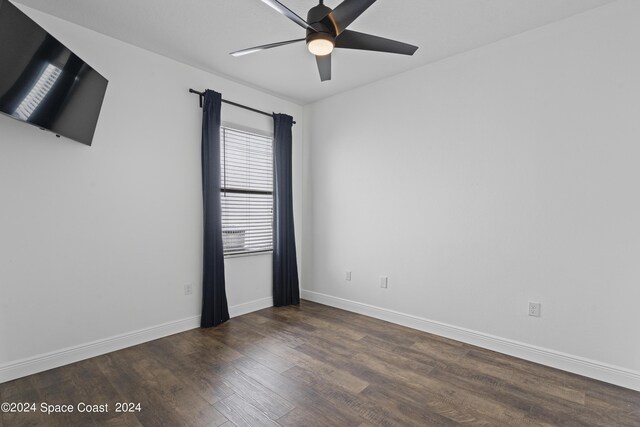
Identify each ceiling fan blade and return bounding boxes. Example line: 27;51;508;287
260;0;317;31
327;0;377;35
316;54;331;82
335;30;418;55
230;38;305;57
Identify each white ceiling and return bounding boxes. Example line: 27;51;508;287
14;0;616;104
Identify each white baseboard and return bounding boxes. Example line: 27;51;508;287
0;315;200;384
301;289;640;392
0;297;273;384
229;296;273;318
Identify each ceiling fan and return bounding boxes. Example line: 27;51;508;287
230;0;418;81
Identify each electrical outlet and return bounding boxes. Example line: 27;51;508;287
528;302;541;317
380;276;388;289
184;284;193;296
346;271;352;281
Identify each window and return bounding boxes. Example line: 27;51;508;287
220;126;273;256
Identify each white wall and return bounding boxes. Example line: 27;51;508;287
0;5;303;376
303;0;640;388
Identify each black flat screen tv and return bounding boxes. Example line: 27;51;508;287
0;0;108;146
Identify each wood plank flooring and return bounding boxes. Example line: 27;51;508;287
1;300;639;426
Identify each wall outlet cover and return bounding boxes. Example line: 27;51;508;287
528;302;541;317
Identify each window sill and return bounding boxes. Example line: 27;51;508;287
224;250;273;259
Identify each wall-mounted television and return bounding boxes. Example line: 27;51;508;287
0;0;108;146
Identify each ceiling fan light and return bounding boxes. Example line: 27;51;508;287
307;33;334;56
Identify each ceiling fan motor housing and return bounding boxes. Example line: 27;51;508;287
306;3;336;42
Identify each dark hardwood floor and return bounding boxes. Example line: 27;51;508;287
1;300;639;426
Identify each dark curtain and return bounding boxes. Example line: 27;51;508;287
273;114;300;306
201;90;229;327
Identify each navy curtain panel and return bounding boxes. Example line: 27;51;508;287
273;114;300;306
200;90;230;328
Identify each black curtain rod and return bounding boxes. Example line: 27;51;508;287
189;89;296;124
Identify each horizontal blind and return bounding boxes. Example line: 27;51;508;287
220;126;273;256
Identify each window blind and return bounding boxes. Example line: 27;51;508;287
220;126;273;256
